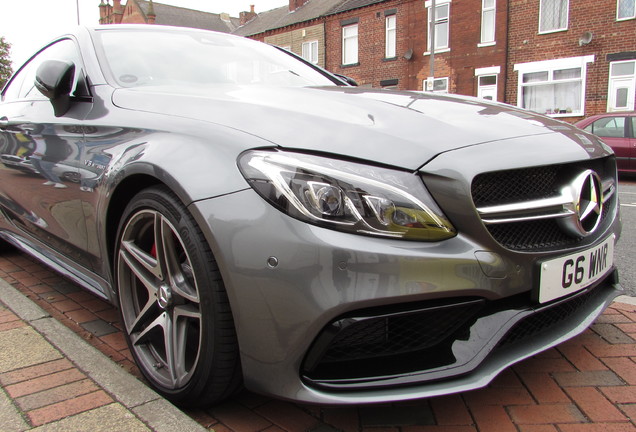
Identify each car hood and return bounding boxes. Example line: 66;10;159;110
112;85;592;170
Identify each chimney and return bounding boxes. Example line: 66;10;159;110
239;5;256;25
289;0;310;12
99;1;109;23
146;0;156;24
112;0;124;23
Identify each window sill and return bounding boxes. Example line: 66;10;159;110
340;62;360;68
478;42;496;48
423;48;450;56
617;16;636;21
538;28;568;35
383;57;398;62
545;112;584;118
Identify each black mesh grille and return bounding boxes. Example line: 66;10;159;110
472;166;559;207
471;159;617;251
486;219;580;251
322;303;481;363
499;287;597;346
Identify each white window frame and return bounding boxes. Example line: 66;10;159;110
385;14;397;58
476;66;500;100
608;60;636;111
617;0;636;20
425;0;451;54
424;77;449;93
342;24;359;65
539;0;569;34
479;0;496;46
514;55;594;117
301;40;319;65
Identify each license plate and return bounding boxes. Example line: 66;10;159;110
538;235;615;304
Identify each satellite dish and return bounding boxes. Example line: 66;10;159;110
579;31;593;46
403;48;414;61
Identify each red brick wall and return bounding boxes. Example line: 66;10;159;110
324;0;508;95
507;0;636;122
325;0;411;89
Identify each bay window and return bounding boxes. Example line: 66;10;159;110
514;56;594;117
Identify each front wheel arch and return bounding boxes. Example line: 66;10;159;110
113;184;242;406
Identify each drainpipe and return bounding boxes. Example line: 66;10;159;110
429;0;436;90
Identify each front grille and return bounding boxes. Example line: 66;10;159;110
472;166;558;207
472;158;617;252
499;286;597;346
486;219;580;251
321;301;483;363
302;298;485;380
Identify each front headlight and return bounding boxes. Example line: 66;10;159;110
238;150;456;241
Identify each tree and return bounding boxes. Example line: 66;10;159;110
0;36;13;89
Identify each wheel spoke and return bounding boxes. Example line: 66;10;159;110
155;215;199;303
119;244;160;298
126;295;159;335
171;305;195;386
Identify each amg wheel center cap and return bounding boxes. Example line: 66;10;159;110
559;170;603;238
157;285;173;309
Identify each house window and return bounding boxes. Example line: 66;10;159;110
342;24;359;65
608;60;636;111
617;0;636;20
480;0;496;45
425;77;449;93
514;56;594;117
426;1;450;52
385;14;397;58
302;41;318;65
539;0;569;33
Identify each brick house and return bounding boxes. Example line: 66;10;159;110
98;0;241;32
235;0;510;97
236;0;634;120
507;0;636;122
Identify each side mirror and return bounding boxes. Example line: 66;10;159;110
35;60;75;117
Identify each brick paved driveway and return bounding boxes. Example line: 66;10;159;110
1;248;635;432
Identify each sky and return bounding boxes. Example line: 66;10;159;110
0;0;289;69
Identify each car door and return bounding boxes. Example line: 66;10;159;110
582;115;631;173
0;38;93;267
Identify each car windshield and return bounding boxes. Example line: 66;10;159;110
95;28;337;89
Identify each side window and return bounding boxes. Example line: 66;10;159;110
587;117;626;138
1;39;82;103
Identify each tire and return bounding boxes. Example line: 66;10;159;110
115;186;241;407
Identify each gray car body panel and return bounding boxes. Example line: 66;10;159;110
110;84;607;171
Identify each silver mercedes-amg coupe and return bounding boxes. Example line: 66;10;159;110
0;25;622;407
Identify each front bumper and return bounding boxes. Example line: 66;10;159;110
190;188;622;404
